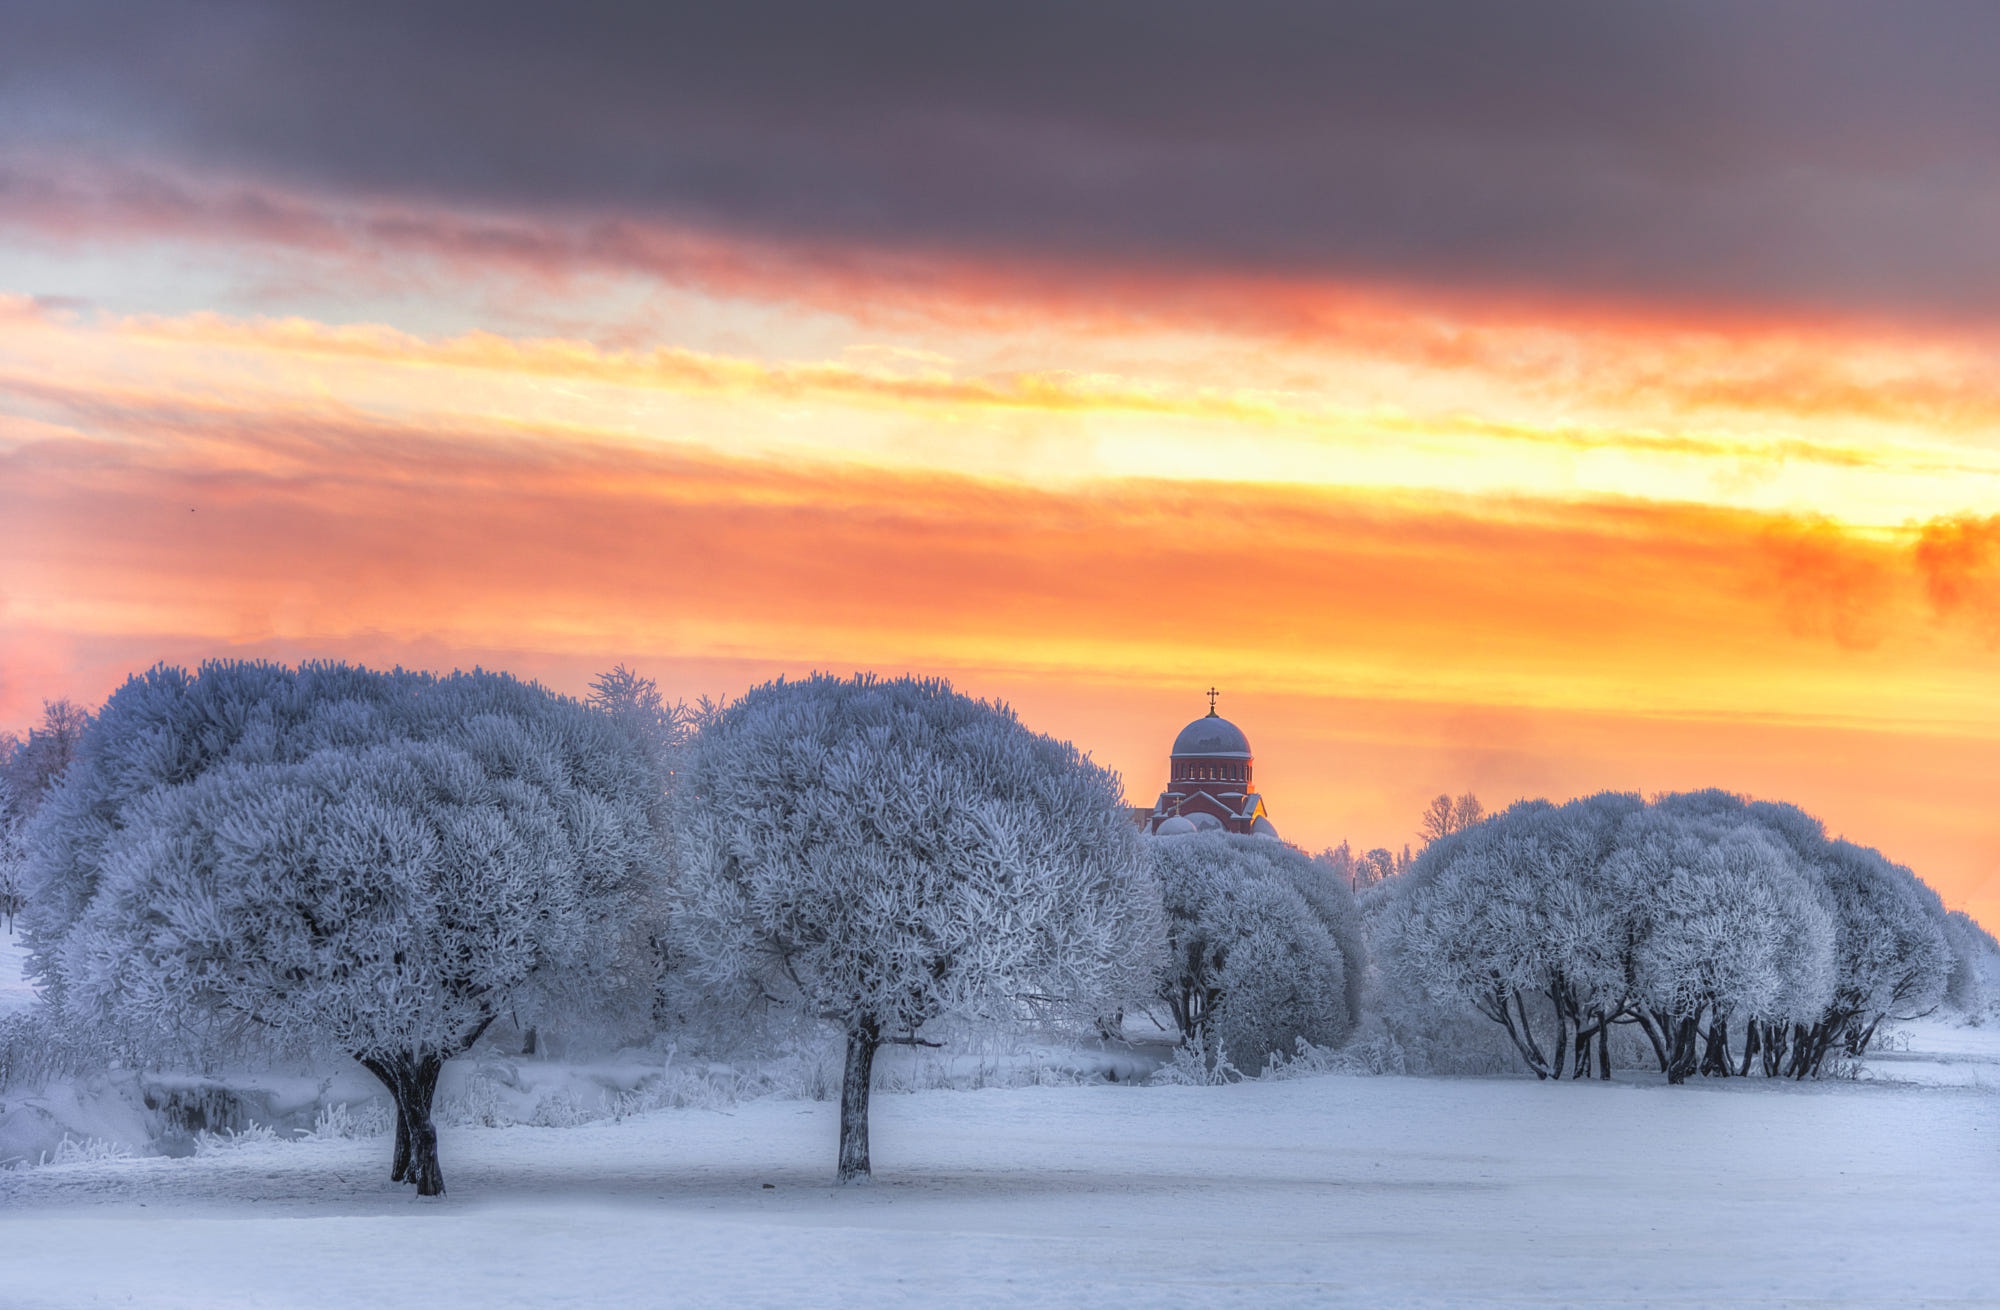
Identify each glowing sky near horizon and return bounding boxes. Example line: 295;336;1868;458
3;2;1998;927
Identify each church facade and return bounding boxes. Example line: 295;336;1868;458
1142;694;1279;840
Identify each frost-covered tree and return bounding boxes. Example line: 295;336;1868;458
0;701;92;930
1384;788;1945;1084
23;661;667;1195
1611;808;1836;1083
1382;794;1642;1080
1150;831;1363;1071
1418;792;1485;846
672;673;1161;1182
1942;910;2000;1016
1735;803;1950;1076
588;665;691;790
489;664;690;1055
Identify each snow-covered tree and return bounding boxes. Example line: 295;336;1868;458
1382;794;1642;1080
1150;831;1363;1071
23;661;667;1195
1611;807;1836;1083
1735;804;1950;1076
672;673;1161;1182
0;791;23;932
1942;910;2000;1016
0;701;92;931
588;665;691;791
1419;792;1485;846
1384;788;1945;1084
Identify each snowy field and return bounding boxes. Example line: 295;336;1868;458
5;1047;2000;1309
6;928;2000;1307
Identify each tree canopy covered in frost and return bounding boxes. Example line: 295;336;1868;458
1378;793;1642;1080
1149;831;1363;1072
672;672;1161;1180
0;700;90;930
1615;804;1836;1079
1379;790;1948;1083
1942;910;2000;1015
20;661;668;1194
1724;794;1953;1072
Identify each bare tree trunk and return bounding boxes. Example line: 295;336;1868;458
1700;1015;1732;1077
356;1055;409;1181
1759;1021;1787;1078
838;1019;879;1184
1739;1019;1759;1077
1666;1014;1701;1085
1504;991;1550;1080
359;1050;448;1196
1787;1022;1815;1079
1598;1022;1613;1080
1635;1012;1670;1073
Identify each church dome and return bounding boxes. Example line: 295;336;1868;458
1154;815;1198;836
1171;714;1251;759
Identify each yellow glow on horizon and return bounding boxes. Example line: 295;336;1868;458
6;296;2000;532
4;267;1998;928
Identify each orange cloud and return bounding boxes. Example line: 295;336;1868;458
5;386;1997;924
1916;515;2000;633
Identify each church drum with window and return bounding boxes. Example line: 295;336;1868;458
1143;696;1279;839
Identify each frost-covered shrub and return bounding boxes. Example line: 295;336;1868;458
41;1134;135;1167
1149;831;1363;1072
1150;1031;1242;1086
191;1123;281;1156
673;673;1163;1182
301;1100;392;1142
21;660;669;1195
0;1008;109;1091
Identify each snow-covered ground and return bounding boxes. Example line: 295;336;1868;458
4;1055;1999;1308
6;927;1999;1307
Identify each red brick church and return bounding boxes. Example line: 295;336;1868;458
1143;691;1279;839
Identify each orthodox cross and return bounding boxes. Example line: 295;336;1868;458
1206;686;1219;715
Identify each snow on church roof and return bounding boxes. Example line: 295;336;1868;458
1171;714;1251;758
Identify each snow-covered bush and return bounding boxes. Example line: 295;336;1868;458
672;672;1162;1182
0;1007;109;1091
20;660;669;1195
1150;1031;1243;1086
1149;831;1363;1073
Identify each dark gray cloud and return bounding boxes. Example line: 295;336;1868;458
8;0;2000;317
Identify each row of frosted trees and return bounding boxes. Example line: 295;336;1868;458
1375;791;1957;1083
5;658;1973;1197
11;662;1191;1194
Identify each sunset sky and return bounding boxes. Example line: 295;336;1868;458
2;2;1998;925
